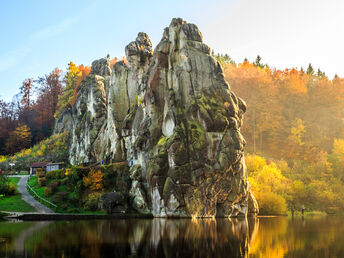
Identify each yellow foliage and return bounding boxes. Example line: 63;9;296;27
256;191;287;215
289;118;306;146
332;138;344;161
36;150;43;156
246;154;267;174
83;169;104;192
247;154;290;215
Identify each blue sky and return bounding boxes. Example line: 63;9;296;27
0;0;343;101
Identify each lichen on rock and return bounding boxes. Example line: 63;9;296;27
56;18;258;217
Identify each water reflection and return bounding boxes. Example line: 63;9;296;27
1;216;344;257
0;218;256;257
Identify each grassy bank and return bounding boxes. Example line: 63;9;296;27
286;210;327;217
0;177;36;212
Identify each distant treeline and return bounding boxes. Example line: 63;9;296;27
216;53;344;213
0;58;120;156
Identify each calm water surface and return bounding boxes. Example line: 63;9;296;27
0;216;344;257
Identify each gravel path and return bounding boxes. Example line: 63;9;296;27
17;176;54;214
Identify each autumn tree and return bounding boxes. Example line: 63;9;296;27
55;62;81;118
5;124;32;153
20;78;34;109
72;65;91;104
35;68;63;140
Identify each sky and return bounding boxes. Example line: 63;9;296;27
0;0;343;101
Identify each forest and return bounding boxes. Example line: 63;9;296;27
219;54;344;214
1;54;343;214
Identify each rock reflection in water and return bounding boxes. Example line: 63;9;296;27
1;218;257;258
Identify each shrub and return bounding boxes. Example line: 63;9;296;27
36;168;45;178
257;191;287;215
52;191;69;203
44;187;53;197
83;169;104;192
8;183;17;195
46;169;64;180
0;175;10;195
48;180;60;192
68;191;81;206
0;174;16;196
84;193;101;211
38;177;47;186
60;177;68;185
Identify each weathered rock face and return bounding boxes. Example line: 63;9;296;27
56;18;258;217
99;192;127;214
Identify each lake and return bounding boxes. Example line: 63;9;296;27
0;216;344;257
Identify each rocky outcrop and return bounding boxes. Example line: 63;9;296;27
56;18;258;217
99;192;127;214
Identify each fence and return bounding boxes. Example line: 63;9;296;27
26;176;58;210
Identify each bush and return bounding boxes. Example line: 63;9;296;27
83;169;104;192
257;191;287;215
51;191;69;203
8;183;17;195
84;193;101;211
46;169;64;180
0;175;10;195
36;169;45;178
60;177;68;185
48;180;60;192
38;177;47;186
68;191;81;206
44;187;53;197
0;174;16;196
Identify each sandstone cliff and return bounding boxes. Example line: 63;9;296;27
56;18;258;217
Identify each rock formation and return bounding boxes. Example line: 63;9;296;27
56;18;258;217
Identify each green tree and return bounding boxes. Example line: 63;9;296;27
306;63;314;75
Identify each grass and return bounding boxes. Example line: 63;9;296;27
8;177;20;185
0;194;36;212
0;176;36;213
28;176;49;200
287;210;327;217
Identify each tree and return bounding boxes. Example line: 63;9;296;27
253;55;264;68
306;63;314;75
55;62;81;118
20;78;34;109
5;124;32;153
35;68;63;139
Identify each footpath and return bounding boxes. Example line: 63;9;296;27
16;175;54;214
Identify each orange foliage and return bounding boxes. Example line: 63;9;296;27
110;57;118;67
223;59;344;160
83;169;104;192
72;64;91;105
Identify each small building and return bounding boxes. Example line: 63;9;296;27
30;162;49;175
46;163;63;172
